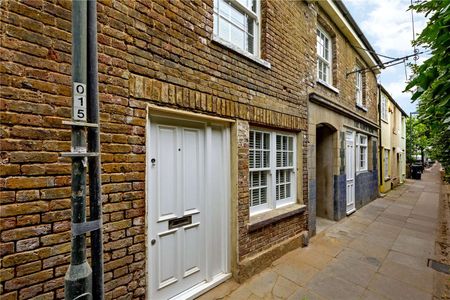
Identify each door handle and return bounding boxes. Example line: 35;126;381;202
151;239;156;245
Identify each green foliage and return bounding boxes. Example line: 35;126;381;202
406;117;430;163
405;0;450;177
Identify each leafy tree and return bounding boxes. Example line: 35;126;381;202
406;117;430;164
405;0;450;178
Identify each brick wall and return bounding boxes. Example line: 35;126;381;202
0;0;314;298
314;6;379;125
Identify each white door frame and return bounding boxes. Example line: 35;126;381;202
146;111;231;300
345;130;356;214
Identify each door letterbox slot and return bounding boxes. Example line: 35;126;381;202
168;216;192;229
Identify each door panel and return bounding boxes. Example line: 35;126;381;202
149;117;230;300
345;131;355;213
158;229;178;289
183;223;201;277
158;126;178;219
182;128;202;213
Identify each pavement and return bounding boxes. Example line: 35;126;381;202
199;164;444;300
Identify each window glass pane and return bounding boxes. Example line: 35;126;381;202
255;132;262;149
276;151;281;167
250;171;268;207
219;17;230;40
250;131;270;169
251;0;257;12
231;26;245;49
264;133;270;149
276;170;292;201
215;0;258;55
247;20;254;54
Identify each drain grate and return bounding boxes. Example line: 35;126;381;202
427;259;450;274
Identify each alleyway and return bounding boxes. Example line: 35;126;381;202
200;164;444;300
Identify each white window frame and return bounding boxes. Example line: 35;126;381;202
383;149;390;179
381;94;388;122
249;129;297;215
355;66;363;107
356;134;368;172
213;0;260;57
317;26;332;85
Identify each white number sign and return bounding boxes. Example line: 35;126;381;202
73;82;87;121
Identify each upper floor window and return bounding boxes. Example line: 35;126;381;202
213;0;260;56
249;129;297;215
381;94;388;122
355;67;363;107
317;26;332;84
356;134;368;171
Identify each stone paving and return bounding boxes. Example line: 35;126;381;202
199;164;443;300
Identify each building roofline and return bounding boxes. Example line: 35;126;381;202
317;0;384;72
333;1;384;68
379;84;408;117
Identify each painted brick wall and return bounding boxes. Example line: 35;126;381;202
0;0;314;298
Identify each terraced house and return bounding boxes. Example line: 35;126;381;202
1;0;380;299
307;1;383;235
379;85;408;194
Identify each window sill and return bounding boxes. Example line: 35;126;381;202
248;203;306;232
357;169;369;174
212;35;271;69
317;80;340;94
384;177;391;182
356;104;368;112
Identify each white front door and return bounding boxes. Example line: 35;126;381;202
345;131;356;214
148;116;230;300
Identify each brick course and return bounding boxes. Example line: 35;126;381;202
0;0;320;298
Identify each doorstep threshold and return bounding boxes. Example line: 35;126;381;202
170;273;232;300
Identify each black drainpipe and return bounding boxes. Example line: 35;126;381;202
378;84;382;191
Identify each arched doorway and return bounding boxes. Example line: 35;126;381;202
316;123;337;222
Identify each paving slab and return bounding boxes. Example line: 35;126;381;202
294;247;334;270
271;276;298;299
385;250;429;272
378;260;434;293
360;289;389;300
200;166;443;300
321;255;377;288
347;238;390;262
286;287;325;300
272;260;319;287
246;271;278;298
391;234;434;258
307;273;365;300
368;273;432;300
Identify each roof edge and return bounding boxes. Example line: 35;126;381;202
379;84;408;116
333;0;384;68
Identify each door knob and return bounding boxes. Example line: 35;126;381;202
151;239;156;245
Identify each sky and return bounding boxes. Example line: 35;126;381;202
344;0;428;114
